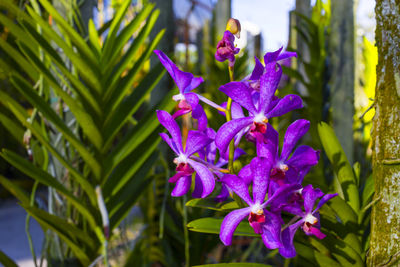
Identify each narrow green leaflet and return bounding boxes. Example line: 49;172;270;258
102;63;165;145
185;198;229;211
187;217;258;237
0;113;25;144
10;74;101;179
0;175;30;205
1;150;98;230
22;205;93;266
318;122;360;213
0;250;18;267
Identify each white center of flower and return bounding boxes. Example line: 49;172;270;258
278;162;289;171
304;213;318;225
251;203;263;215
172;93;185;102
173;154;188;165
253;113;267;123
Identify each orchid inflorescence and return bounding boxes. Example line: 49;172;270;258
154;19;337;258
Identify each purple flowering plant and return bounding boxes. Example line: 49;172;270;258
154;19;337;259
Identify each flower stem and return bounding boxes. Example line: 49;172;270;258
226;66;235;173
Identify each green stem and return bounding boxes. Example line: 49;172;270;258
26;181;39;267
183;195;190;267
226;66;235;173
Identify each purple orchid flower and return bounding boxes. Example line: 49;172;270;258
215;31;240;67
215;68;303;153
192;127;246;200
247;47;297;90
279;185;338;258
257;119;320;187
154;50;208;130
219;157;301;249
156;110;215;197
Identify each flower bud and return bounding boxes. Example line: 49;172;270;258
225;18;241;39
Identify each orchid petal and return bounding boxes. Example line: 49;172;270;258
219;82;257;114
171;175;192;197
314;193;338;213
219;207;251;245
286;145;320;169
221;174;253;206
188;159;215;198
264;183;302;208
157;110;183;153
279;219;304;258
261;210;283;249
184;92;199;108
264;47;283;64
160;133;180;155
185;76;204;93
251;157;271;204
302;185;324;214
266;94;303;118
154;50;197;93
256;123;279;160
281;120;310;161
259;65;282;113
192;104;208;131
238;163;253;185
277;51;297;61
249;56;265;80
185;130;211;156
215;117;253;153
191;174;204;198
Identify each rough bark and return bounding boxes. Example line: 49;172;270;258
329;0;355;164
368;0;400;266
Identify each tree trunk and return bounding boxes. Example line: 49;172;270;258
329;0;355;164
368;0;400;266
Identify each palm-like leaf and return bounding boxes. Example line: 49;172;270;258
0;0;173;265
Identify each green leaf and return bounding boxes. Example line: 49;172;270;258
17;20;102;116
295;241;341;267
25;7;102;94
101;0;133;62
11;45;104;153
104;20;163;107
0;90;96;205
104;88;176;172
36;0;99;71
361;174;374;209
22;204;94;266
318;122;360;213
0;113;25;144
187;217;258;237
0;250;18;267
108;153;158;230
0;38;38;81
1;149;98;230
10;74;102;179
104;129;161;196
193;264;272;267
102;3;155;70
185;198;228;211
0;175;30;205
88;19;101;56
102;63;165;149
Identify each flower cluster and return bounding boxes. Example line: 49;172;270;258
154;20;337;258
